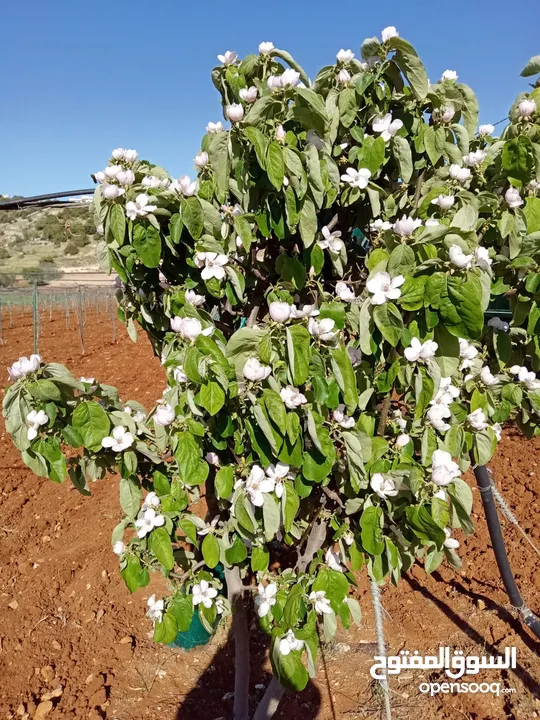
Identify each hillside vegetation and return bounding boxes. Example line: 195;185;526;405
0;201;101;286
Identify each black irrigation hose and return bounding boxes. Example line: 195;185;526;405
0;189;95;210
472;461;540;639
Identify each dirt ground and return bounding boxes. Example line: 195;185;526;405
0;307;539;720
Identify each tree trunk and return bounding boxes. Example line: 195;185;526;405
225;566;251;720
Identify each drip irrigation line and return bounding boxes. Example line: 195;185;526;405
370;579;392;720
472;461;540;640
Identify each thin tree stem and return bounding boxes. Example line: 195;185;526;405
225;566;250;720
252;678;285;720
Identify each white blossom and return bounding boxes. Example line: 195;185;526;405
196;252;229;281
427;404;452;432
170;175;197;197
370;473;398;499
194;152;209;168
246;465;275;506
431;376;460;406
425;218;440;227
340;167;371;189
26;409;48;440
468;408;488;430
336;49;355;63
404;337;438;362
518;99;536;118
281;69;300;87
117;169;135;186
170;316;209;340
449;164;472;183
104;165;122;179
267;75;283;91
111;148;126;160
142;175;170;188
146;594;164;623
274;125;286;142
258;41;275;55
435;105;455;123
135;508;165;537
475;246;492;271
441;69;458;82
280;385;307;409
204;453;220;467
318;225;345;253
217;50;237;65
173;366;188;383
184;289;205;306
206;121;224;133
381;26;399;42
226;104;244;123
509;365;540;390
102;426;134;452
338;68;351;84
243;357;271;382
80;376;95;384
478;124;495;136
462;150;486;167
126;193;157;220
367;271;405;305
266;462;290;498
255;583;278;617
444;528;460;549
335;281;355;301
505;187;523;208
333;404;355;429
142;491;160;511
192;580;218;608
102;184;125;200
279;629;304;655
393;215;422;236
308;317;338;342
372;113;403;142
291;304;319;319
8;354;41;380
124;149;138;163
449;245;473;269
309;590;332;615
370;219;392;232
396;433;410;447
239;86;258;103
113;541;125;556
493;423;503;441
154;402;175;426
459;338;479;368
431;194;455;209
431;449;461;485
325;547;344;572
269;301;292;323
480;365;500;386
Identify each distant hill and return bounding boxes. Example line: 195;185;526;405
0;199;103;286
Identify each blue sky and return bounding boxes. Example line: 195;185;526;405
1;0;538;197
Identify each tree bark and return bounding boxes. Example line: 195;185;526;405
225;566;251;720
252;678;285;720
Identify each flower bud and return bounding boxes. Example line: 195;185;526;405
117;169;135;186
440;69;458;82
381;26;398;42
102;184;124;200
239;86;258;103
194;151;209;168
258;41;274;54
338;68;351;84
518;99;536;118
124;149;138;163
269;301;292;323
478;124;494;136
275;125;286;142
336;49;354;63
226;104;244;123
505;187;523;208
111;148;125;160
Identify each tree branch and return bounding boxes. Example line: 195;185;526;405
224;566;250;720
295;515;328;574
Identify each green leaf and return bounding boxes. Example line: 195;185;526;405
299;196;317;247
372;302;403;346
457;84;479;139
216;466;234;499
153;611;178;644
338;87;357;128
358;135;386;175
262;494;280;541
27;379;62;402
451;204;478;232
388;245;415;276
312;566;349;605
360;506;384;556
286;325;311;385
405;506;446;546
283;481;299;532
439;274;484;339
174;432;209;485
394;50;429;100
199;381;225;415
202;533;220;569
331;346;358;412
267;141;285;190
524;197;540;234
392;135;413;183
169;213;183;243
149;527;175;571
133;225;161;268
110;203;126;245
72;401;110;452
474;427;497;465
277;255;306;290
181;196;204;240
35;437;66;483
502;137;534;184
119;476;142;518
251;545;270;572
225;533;248;564
207;132;230;204
270;641;309;692
121;555;150;593
424;126;446;165
169;596;194;632
244;126;269;169
521;55;540;77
